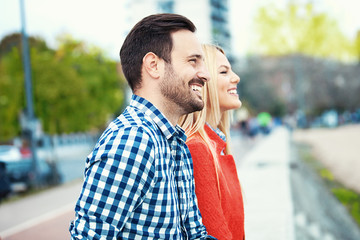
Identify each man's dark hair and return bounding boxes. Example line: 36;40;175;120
120;13;196;91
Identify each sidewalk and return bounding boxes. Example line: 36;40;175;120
234;126;360;240
235;127;295;240
0;180;83;239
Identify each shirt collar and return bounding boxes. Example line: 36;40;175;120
130;94;187;141
206;122;226;142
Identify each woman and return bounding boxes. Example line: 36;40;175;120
179;44;244;239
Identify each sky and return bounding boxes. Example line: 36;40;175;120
1;0;359;60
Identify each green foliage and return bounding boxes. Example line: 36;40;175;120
352;202;360;226
356;31;360;59
332;188;360;226
0;48;24;140
332;188;359;204
320;168;334;181
296;143;360;227
252;2;356;61
0;34;125;142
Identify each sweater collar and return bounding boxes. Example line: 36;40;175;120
204;124;227;153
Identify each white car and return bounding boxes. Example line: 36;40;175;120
0;145;33;191
0;145;22;162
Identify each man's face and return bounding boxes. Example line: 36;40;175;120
160;30;210;115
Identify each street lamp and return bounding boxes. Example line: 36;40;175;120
19;0;39;186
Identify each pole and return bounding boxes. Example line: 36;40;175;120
19;0;39;187
294;55;306;128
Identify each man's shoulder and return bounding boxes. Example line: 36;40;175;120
110;106;163;140
88;111;159;163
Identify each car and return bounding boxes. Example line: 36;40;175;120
0;161;11;200
0;145;33;191
0;145;22;162
0;142;62;194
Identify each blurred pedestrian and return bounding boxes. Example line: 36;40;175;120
235;107;249;135
179;44;245;239
257;111;272;135
69;13;216;239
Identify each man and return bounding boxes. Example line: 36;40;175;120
69;13;215;239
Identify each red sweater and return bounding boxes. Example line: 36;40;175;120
187;125;245;240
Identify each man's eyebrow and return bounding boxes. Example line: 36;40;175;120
188;54;203;60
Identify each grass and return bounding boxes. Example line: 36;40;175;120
296;143;360;227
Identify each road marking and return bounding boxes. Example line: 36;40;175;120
0;202;74;238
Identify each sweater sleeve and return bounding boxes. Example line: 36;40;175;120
187;139;232;240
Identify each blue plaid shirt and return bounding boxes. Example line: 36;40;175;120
70;95;211;239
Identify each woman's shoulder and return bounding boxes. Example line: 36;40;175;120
187;135;209;151
186;135;213;165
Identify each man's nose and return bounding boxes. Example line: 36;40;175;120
198;65;210;82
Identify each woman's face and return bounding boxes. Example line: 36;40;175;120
216;50;242;113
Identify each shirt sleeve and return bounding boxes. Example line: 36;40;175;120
187;139;232;240
70;126;156;239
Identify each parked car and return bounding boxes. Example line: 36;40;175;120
0;161;11;200
0;145;54;192
0;145;22;162
0;145;32;191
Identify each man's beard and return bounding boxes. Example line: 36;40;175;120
160;63;204;115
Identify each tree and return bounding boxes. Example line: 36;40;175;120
236;2;359;120
252;2;356;62
0;47;24;140
237;57;287;117
0;33;125;142
355;31;360;62
237;54;360;121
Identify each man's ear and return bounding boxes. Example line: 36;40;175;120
142;52;163;79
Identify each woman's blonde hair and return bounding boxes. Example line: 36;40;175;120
179;44;234;181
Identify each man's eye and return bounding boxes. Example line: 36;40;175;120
190;59;197;63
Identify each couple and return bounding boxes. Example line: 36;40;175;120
70;13;244;240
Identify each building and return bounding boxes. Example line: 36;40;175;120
124;0;233;60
